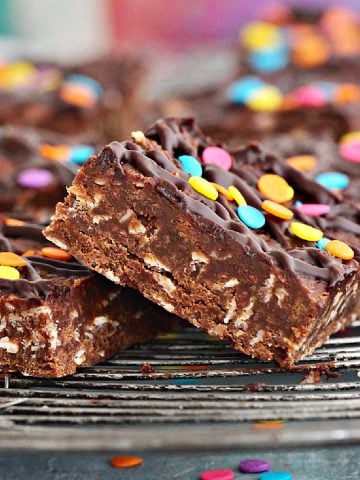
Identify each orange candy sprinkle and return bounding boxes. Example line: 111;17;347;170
257;174;294;203
286;155;317;171
253;420;284;430
0;252;27;267
262;200;293;220
211;183;233;202
292;34;330;68
60;86;96;108
40;247;72;262
3;218;25;226
325;240;354;260
109;456;143;468
334;83;360;104
22;249;39;257
39;144;70;162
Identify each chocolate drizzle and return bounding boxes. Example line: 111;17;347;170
0;221;90;299
105;117;359;286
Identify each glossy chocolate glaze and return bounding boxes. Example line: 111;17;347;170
104;118;358;286
0;221;89;298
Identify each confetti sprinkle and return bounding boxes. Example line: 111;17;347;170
285;155;317;171
246;85;283;111
39;144;70;162
17;168;54;189
0;252;27;267
0;266;20;280
239;458;271;474
262;200;293;220
212;183;233;201
253;420;284;430
178;154;203;177
316;237;330;250
290;222;323;242
257;174;293;203
242;22;282;50
109;455;143;468
237;205;266;229
188;176;218;200
259;472;292;480
70;145;95;165
325;239;354;260
202;146;232;171
228;186;247;206
228;76;265;104
201;468;234;480
40;247;72;262
315;171;350;190
295;203;330;217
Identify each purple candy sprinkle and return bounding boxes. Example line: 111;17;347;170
17;168;54;189
239;458;270;473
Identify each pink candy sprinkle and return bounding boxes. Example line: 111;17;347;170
202;146;232;171
339;142;360;164
17;168;54;189
200;468;234;480
296;203;330;216
294;86;327;108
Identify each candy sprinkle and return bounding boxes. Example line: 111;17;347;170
237;205;266;229
339;141;360;164
3;218;25;226
239;459;270;474
290;222;323;242
295;203;330;217
17;168;54;189
246;85;283;112
201;468;234;480
316;237;330;250
285;155;317;171
259;472;292;480
0;252;27;267
0;266;20;280
228;186;247;206
257;174;293;203
109;455;143;468
202;146;232;171
188;176;218;200
315;171;350;191
227;76;265;104
325;240;354;260
39;144;70;162
262;200;293;220
178;155;203;177
212;183;233;201
70;145;95;165
40;247;72;262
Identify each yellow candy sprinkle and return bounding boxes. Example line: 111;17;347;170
262;200;293;220
290;222;323;242
325;240;354;260
228;186;247;206
131;131;146;144
188;176;218;201
286;155;317;171
258;174;293;203
0;61;35;90
0;252;27;267
242;22;282;50
0;266;20;280
247;85;283;112
340;131;360;145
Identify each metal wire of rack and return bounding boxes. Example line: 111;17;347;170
0;321;360;452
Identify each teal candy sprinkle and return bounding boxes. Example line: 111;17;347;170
70;145;95;165
249;44;289;73
315;171;350;191
178;155;203;177
237;205;265;229
259;472;292;480
65;74;103;97
227;76;264;104
316;237;330;250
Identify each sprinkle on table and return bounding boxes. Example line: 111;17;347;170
262;200;293;220
0;266;20;280
228;186;247;206
188;176;218;201
109;455;143;468
325;240;354;260
237;205;266;229
290;222;323;242
40;247;72;262
285;155;317;171
253;420;284;430
259;472;293;480
200;468;235;480
178;154;203;177
202;146;232;171
239;458;271;474
17;168;54;189
0;252;27;267
257;174;293;203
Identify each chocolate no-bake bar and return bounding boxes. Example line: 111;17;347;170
0;216;180;377
45;118;360;367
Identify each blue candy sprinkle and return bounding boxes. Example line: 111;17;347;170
65;74;103;97
70;145;95;165
227;76;265;104
315;171;350;191
313;81;337;101
178;155;203;177
259;472;293;480
237;205;265;229
316;237;330;250
294;200;302;207
249;45;289;73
